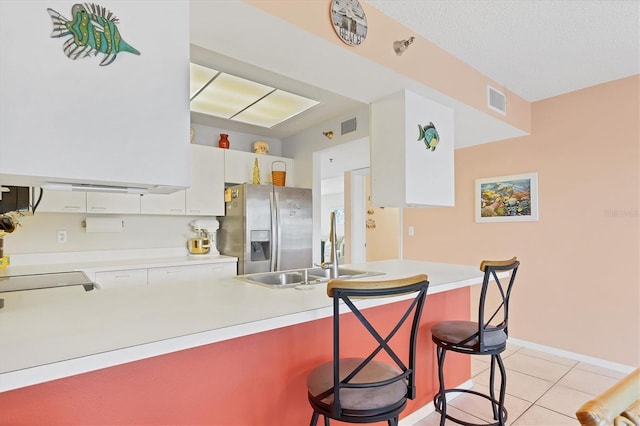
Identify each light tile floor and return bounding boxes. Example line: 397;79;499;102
414;343;629;425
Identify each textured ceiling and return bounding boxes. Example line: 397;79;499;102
366;0;640;101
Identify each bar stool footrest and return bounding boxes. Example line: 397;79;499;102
433;388;508;426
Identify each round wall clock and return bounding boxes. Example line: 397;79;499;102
330;0;368;46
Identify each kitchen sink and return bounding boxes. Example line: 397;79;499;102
237;268;384;289
243;271;308;287
303;267;381;280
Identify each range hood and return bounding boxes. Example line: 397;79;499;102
0;175;187;195
40;183;171;195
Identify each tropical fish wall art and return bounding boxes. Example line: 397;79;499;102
480;179;532;217
418;122;440;151
47;3;140;66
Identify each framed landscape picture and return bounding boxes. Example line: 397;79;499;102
475;172;539;222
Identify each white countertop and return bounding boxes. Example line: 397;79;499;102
0;259;484;391
1;248;237;277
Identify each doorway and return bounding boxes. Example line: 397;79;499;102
315;138;399;265
317;138;368;264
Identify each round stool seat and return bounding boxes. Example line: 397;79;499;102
431;321;507;352
307;358;407;412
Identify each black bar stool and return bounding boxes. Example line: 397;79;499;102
431;258;520;426
306;274;430;426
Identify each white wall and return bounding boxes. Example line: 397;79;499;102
282;105;370;188
320;192;345;239
4;213;198;255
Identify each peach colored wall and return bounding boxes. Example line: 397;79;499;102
403;76;640;367
244;0;531;134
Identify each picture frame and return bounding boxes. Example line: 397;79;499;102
475;172;539;222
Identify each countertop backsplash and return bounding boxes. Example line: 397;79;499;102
3;213;208;256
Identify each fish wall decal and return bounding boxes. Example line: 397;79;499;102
47;3;140;66
417;122;440;151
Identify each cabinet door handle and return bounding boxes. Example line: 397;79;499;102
114;274;130;279
63;205;81;210
90;207;107;211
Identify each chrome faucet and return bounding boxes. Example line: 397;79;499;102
321;211;339;279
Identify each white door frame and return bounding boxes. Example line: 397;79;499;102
349;168;368;264
313;137;370;265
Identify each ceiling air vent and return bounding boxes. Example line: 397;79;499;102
341;117;357;135
487;86;506;115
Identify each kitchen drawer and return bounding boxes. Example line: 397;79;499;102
148;266;197;286
95;269;148;289
196;262;237;281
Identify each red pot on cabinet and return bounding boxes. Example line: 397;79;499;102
218;134;230;149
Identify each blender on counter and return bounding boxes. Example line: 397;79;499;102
188;220;219;255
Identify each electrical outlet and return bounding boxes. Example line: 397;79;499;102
57;230;67;243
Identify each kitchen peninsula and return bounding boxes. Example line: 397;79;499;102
0;259;483;425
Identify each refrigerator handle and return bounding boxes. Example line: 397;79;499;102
269;190;277;272
274;190;283;271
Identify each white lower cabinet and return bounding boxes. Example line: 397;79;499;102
148;266;197;286
87;193;141;214
195;262;237;281
92;261;237;289
95;269;148;289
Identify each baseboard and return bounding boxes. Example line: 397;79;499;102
399;379;473;426
508;337;636;374
400;339;635;425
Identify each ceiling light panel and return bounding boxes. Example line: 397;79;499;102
232;90;319;128
189;63;219;99
189;62;319;128
191;73;274;119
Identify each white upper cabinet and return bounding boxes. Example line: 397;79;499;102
186;145;225;216
32;145;225;216
87;193;141;215
0;2;190;194
370;90;455;207
224;150;295;187
140;191;186;215
36;191;87;213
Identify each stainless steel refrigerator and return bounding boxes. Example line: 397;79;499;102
218;184;312;275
